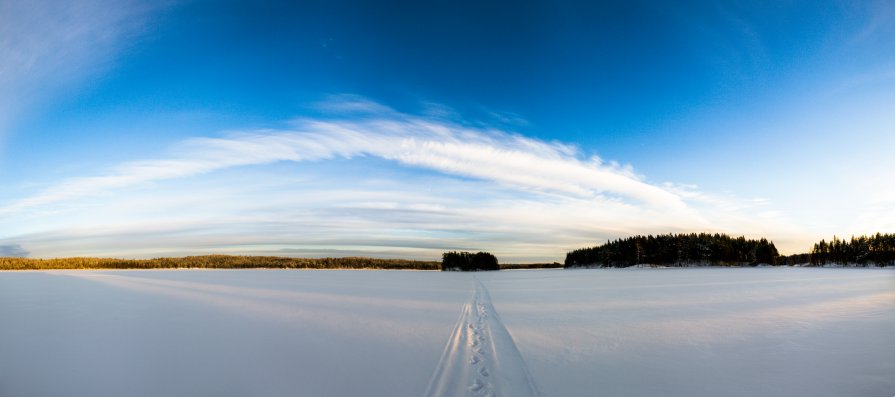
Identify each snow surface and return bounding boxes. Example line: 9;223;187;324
1;268;893;397
480;268;895;397
424;280;539;397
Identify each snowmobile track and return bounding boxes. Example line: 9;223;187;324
424;280;539;397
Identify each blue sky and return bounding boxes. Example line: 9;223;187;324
1;0;894;261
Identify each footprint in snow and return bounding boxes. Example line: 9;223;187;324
423;280;539;397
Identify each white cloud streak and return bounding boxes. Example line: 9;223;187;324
0;0;155;141
0;98;799;260
0;101;685;215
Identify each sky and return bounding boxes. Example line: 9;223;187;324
1;0;894;261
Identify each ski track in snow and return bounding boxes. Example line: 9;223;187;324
424;280;540;397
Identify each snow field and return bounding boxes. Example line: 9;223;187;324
1;267;892;397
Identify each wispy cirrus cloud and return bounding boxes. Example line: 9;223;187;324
0;98;685;216
0;0;157;141
0;97;798;260
848;0;895;44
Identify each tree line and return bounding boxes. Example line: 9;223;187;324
565;233;778;268
3;233;893;270
0;255;441;271
568;232;895;268
0;252;546;271
802;233;895;266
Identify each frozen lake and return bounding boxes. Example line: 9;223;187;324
1;268;892;396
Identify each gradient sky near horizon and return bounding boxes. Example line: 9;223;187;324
1;0;894;261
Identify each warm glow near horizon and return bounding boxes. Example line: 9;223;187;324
1;0;894;261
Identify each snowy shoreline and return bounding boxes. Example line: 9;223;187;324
2;263;893;272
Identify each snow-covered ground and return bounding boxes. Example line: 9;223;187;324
1;268;892;396
482;268;895;397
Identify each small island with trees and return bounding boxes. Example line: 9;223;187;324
441;251;499;271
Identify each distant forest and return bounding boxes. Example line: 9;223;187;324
801;233;895;266
567;232;895;268
565;233;778;268
0;254;554;271
0;255;441;271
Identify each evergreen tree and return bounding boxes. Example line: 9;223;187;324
808;233;895;266
565;233;780;267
